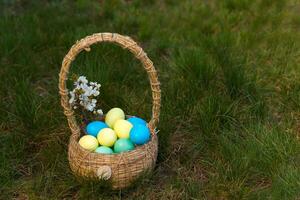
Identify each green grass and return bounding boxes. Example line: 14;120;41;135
1;0;300;199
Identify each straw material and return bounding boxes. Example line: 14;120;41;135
58;33;161;189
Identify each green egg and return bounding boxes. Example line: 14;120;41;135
95;146;114;154
114;138;135;153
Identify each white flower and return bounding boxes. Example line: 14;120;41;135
69;91;75;104
97;109;103;115
85;103;94;111
93;90;100;96
77;76;88;84
83;88;92;96
69;75;102;114
85;105;92;111
79;95;88;102
79;100;84;105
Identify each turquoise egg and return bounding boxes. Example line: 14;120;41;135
129;124;150;145
114;138;135;153
86;121;108;137
95;146;114;154
127;117;147;126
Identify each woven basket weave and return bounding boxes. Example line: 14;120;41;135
58;33;161;189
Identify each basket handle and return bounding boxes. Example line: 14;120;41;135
58;33;161;132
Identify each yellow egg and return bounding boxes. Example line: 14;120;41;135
105;108;125;128
79;135;99;151
113;119;133;139
97;128;117;147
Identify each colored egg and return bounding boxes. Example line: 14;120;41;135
86;121;108;137
114;138;135;153
127;117;147;126
97;128;117;147
113;119;133;139
129;124;151;145
105;108;125;128
95;146;114;154
79;135;99;151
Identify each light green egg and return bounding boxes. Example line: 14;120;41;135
95;146;114;154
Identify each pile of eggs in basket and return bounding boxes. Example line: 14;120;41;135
78;108;151;154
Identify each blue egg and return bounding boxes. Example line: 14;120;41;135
86;121;108;137
127;117;147;127
129;124;151;145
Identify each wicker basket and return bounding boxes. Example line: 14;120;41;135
58;33;161;189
